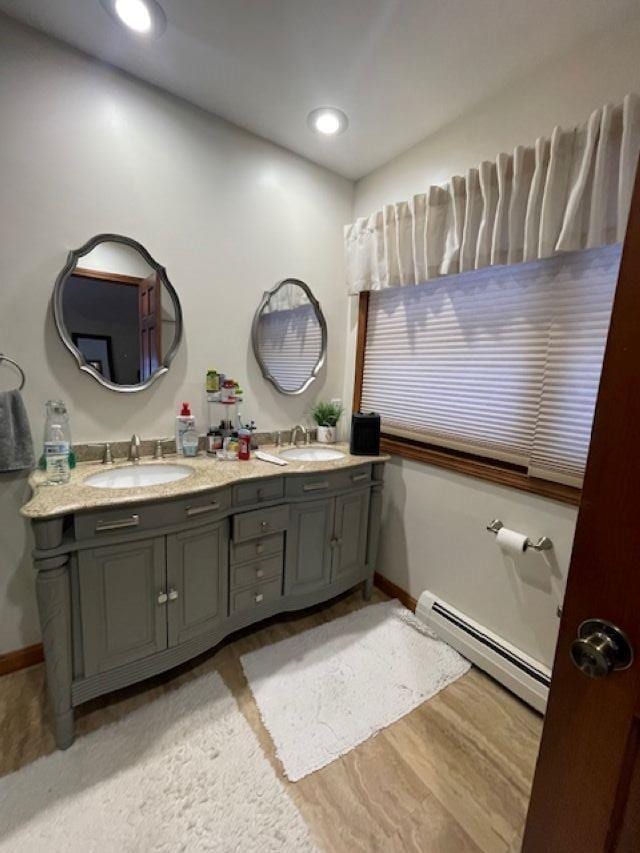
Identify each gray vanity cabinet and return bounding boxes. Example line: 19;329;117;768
78;537;167;676
285;488;371;595
31;460;385;750
285;497;334;595
332;490;371;581
166;520;228;647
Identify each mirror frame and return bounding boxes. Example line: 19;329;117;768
251;278;327;396
53;233;183;393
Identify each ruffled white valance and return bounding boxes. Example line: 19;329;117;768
345;93;640;294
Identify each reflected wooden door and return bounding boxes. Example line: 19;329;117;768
523;158;640;850
139;272;162;381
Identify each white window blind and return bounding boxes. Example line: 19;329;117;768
360;244;621;486
256;304;323;393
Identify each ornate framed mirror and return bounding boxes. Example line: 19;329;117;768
252;278;327;395
53;233;183;392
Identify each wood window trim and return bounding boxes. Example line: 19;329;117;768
352;290;581;507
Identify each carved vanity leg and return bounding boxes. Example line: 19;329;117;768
364;462;385;601
35;555;74;749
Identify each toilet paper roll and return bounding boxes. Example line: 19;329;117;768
496;527;528;555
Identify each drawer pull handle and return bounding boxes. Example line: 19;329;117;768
255;593;264;603
256;568;264;578
351;472;368;483
186;502;220;517
260;521;269;530
157;591;168;605
303;481;329;492
256;544;265;555
96;514;140;533
168;588;179;601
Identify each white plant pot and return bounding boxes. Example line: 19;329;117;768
316;425;337;444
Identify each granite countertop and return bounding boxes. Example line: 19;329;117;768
21;444;388;520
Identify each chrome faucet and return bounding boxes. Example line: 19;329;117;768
290;424;307;447
128;434;141;463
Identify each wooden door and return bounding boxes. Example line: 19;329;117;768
78;537;167;676
138;272;162;381
331;490;370;582
285;498;334;595
166;521;228;647
523;161;640;850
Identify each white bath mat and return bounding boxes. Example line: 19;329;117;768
241;599;471;781
0;673;316;852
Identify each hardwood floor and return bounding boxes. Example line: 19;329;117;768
0;589;542;852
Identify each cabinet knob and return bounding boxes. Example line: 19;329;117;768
157;591;168;605
256;544;264;554
256;568;264;578
168;588;179;601
260;521;269;530
257;488;265;499
254;593;264;603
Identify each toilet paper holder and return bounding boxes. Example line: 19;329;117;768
486;519;553;552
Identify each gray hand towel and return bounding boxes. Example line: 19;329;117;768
0;389;35;472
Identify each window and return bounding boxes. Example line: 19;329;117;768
356;244;621;496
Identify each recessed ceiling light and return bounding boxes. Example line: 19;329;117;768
307;107;349;136
100;0;167;37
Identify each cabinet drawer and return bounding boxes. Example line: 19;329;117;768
74;488;231;540
230;532;284;565
285;466;372;499
230;577;282;615
232;505;289;543
232;477;284;507
231;553;283;590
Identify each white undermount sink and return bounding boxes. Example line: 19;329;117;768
84;464;194;490
279;446;345;462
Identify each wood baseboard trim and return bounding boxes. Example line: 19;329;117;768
0;642;44;677
374;573;417;612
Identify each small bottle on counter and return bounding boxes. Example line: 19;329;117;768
238;428;251;460
206;426;224;455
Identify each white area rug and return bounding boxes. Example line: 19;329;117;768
241;599;471;781
0;673;316;852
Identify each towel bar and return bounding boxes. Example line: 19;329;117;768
0;353;25;391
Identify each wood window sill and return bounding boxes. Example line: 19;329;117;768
380;435;581;506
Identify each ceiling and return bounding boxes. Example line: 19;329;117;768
1;0;638;179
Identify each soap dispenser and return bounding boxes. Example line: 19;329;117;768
175;402;195;452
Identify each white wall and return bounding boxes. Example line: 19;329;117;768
0;15;353;654
347;17;640;669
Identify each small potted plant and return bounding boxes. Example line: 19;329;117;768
311;401;343;444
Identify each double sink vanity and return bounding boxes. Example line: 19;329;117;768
25;230;386;749
22;444;386;749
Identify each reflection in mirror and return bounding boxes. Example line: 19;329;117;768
53;234;182;392
252;278;327;395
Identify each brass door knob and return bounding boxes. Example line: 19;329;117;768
570;619;633;678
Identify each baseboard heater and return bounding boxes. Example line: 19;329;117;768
415;591;551;713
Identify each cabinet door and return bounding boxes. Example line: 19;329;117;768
285;498;334;595
166;521;228;647
332;490;370;581
78;537;167;676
